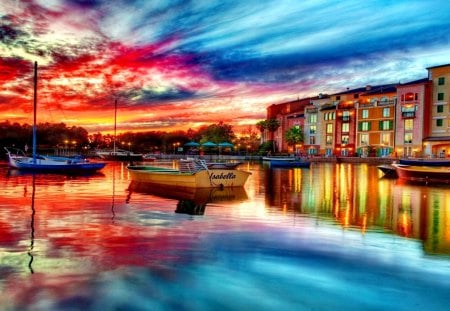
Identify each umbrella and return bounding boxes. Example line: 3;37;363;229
184;141;200;147
218;142;234;148
202;141;217;147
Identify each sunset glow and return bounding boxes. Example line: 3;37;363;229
1;0;450;134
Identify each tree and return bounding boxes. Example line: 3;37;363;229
197;121;235;143
285;126;304;151
256;118;280;153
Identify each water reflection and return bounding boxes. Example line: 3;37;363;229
265;163;450;255
1;161;450;310
127;181;248;215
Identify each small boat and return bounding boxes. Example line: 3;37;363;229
4;62;106;174
142;154;157;162
96;149;143;161
392;163;450;184
269;159;310;168
5;147;106;173
377;164;398;177
97;99;143;161
127;159;251;188
399;158;450;166
262;156;296;161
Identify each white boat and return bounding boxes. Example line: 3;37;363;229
5;62;106;174
96;148;143;161
127;159;251;188
97;99;143;161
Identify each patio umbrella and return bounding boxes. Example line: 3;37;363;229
202;141;217;147
218;142;234;148
184;141;200;147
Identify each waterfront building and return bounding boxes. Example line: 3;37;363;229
425;64;450;157
305;94;330;155
395;78;431;157
265;63;450;158
319;101;337;157
267;98;310;153
333;87;367;156
357;84;397;157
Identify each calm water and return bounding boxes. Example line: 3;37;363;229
1;161;450;310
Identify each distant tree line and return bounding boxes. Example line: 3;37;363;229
0;120;262;155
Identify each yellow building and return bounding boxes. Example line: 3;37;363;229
426;64;450;157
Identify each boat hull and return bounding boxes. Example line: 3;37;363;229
8;155;106;173
377;164;398;177
127;166;251;188
399;158;450;166
393;164;450;184
269;159;310;168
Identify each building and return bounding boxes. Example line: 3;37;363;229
264;63;450;159
395;78;431;157
425;64;450;157
357;84;397;157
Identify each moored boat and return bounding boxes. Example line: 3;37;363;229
96;149;143;161
392;163;450;184
377;164;398;177
127;160;251;188
4;62;106;174
269;159;310;168
399;158;450;166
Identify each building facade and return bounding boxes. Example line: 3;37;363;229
264;63;450;158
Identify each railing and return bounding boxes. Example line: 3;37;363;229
402;112;416;118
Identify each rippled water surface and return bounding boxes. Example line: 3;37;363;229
1;161;450;310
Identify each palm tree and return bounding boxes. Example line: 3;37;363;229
285;126;304;154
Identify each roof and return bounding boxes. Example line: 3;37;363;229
426;63;450;70
397;78;429;86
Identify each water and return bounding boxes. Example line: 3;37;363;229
0;161;450;310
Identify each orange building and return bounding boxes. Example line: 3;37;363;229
357;84;397;157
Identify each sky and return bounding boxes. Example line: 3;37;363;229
1;0;450;134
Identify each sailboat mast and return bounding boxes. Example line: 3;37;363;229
32;61;37;163
113;98;117;153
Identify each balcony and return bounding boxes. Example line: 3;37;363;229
340;115;350;121
402;112;416;118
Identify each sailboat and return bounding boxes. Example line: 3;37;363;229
95;99;143;161
4;61;107;173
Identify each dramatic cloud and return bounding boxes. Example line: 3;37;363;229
1;0;450;133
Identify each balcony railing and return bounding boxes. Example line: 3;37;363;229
341;116;350;121
402;112;416;118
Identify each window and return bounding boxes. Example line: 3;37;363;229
360;134;368;145
382;107;390;117
404;119;413;131
354;94;359;99
336;96;340;100
436;119;443;127
405;92;414;101
309;136;315;145
341;135;349;144
362;109;369;119
438;93;444;101
342;123;349;133
438;77;445;85
359;121;370;131
381;133;390;145
379;120;393;130
309;125;316;134
309;114;317;123
326;135;333;145
437;105;444;113
404;133;412;144
326;123;333;134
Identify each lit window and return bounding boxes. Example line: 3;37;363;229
404;119;413;131
360;134;368;145
342;123;349;132
382;107;390;117
362;109;369;119
326;123;333;134
404;133;412;144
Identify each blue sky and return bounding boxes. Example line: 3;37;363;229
1;0;450;133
